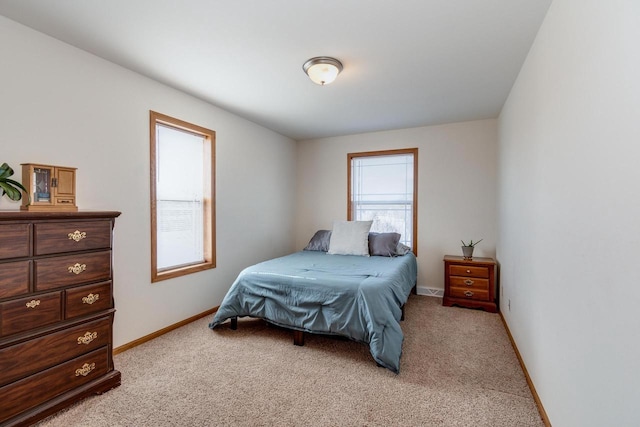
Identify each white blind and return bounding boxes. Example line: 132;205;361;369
351;153;414;248
156;124;205;270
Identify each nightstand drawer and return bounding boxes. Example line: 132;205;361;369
0;223;30;260
449;265;489;278
34;251;112;291
0;260;30;299
0;316;112;387
0;291;62;336
449;276;489;291
0;347;109;422
65;281;112;319
34;221;112;256
449;287;490;301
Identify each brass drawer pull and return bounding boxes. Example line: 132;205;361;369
68;230;87;242
464;279;474;286
77;331;98;345
75;362;96;377
466;269;471;273
68;263;87;274
25;299;41;309
464;291;474;297
82;293;100;305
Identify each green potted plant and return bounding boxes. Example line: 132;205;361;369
461;239;483;259
0;163;28;202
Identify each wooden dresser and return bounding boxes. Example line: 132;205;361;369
443;255;497;313
0;211;121;426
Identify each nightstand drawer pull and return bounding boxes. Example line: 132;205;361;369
82;293;100;305
67;230;87;242
25;299;41;309
464;279;474;286
75;362;96;377
68;263;87;275
77;331;98;345
464;291;474;297
466;269;471;273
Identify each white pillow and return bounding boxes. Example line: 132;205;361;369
327;220;373;256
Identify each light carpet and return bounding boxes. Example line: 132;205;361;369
36;296;543;426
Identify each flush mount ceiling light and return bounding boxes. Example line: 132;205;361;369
302;56;343;85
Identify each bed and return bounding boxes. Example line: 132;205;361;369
209;243;418;373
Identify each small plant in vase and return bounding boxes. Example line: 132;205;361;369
461;239;483;259
0;163;27;202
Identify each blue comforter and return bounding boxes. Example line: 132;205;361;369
209;251;417;373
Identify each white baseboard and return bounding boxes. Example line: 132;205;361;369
416;286;443;298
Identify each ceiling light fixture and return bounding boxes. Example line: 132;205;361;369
303;56;343;85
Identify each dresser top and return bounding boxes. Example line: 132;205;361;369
0;210;121;220
444;255;496;265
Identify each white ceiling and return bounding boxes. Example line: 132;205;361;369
0;0;551;141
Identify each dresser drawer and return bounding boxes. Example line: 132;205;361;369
0;223;30;260
65;281;112;319
0;316;112;386
449;276;489;291
34;220;112;256
0;347;109;422
449;265;489;278
0;260;30;299
34;250;111;291
449;287;490;301
0;291;62;336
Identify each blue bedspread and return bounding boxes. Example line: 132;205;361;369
209;251;417;373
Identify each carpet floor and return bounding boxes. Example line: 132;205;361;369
36;296;543;426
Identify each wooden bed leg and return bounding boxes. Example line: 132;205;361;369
401;304;405;321
230;317;238;330
293;330;305;346
412;283;417;295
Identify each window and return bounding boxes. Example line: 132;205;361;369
348;148;418;255
150;111;215;282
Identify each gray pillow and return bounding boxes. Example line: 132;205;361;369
303;230;332;252
368;232;401;257
395;242;412;256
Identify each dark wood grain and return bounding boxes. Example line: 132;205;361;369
0;347;108;422
0;223;30;260
0;315;112;387
0;292;62;336
2;370;120;427
0;260;30;299
0;211;121;220
0;211;121;426
34;251;111;291
65;281;112;319
34;220;112;256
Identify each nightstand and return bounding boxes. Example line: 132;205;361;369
443;255;497;313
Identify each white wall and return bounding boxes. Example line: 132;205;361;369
498;1;640;425
296;120;498;294
0;16;297;347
